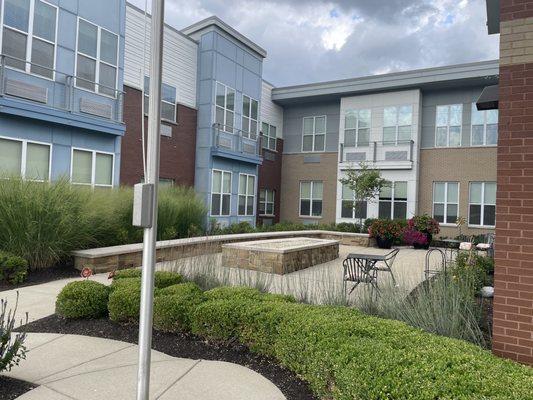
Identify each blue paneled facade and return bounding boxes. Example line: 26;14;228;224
0;0;125;186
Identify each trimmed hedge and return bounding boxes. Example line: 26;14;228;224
113;269;183;289
0;251;28;285
205;286;295;303
56;280;110;319
153;283;206;332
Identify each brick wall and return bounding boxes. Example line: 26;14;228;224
493;0;533;365
257;139;283;225
120;85;197;187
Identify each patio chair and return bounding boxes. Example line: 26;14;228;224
373;248;400;286
342;256;379;296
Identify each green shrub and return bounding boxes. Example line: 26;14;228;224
451;252;494;292
112;269;182;289
112;268;142;280
204;286;294;303
0;251;28;285
153;283;206;332
108;278;141;322
56;280;110;319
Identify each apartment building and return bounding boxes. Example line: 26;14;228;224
0;0;498;237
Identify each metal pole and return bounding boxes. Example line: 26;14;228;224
137;0;164;398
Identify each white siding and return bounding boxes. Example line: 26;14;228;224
124;4;198;109
261;81;284;139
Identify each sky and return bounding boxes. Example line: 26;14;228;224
128;0;499;87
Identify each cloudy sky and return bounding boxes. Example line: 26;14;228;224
128;0;499;87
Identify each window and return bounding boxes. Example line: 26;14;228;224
0;137;50;180
259;189;275;216
143;77;177;123
76;18;118;96
238;174;255;216
378;181;407;220
211;170;231;216
71;148;114;187
435;104;462;147
383;105;412;145
433;182;459;224
302;116;326;152
215;82;235;132
471;104;498;146
242;95;258;139
344;109;370;147
469;182;496;227
261;122;277;151
300;181;323;217
341;184;367;219
1;0;57;79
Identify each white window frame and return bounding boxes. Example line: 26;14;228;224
210;169;232;217
259;188;275;216
242;94;258;140
468;181;496;228
238;173;255;216
261;122;277;151
143;76;177;123
0;135;52;181
0;0;58;81
70;147;115;188
378;181;408;220
470;103;498;147
74;17;119;98
340;184;367;220
302;115;326;153
435;104;463;148
432;182;459;225
344;109;371;148
299;181;323;218
382;105;412;145
214;81;235;133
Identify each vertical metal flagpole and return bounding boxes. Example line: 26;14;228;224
137;0;164;398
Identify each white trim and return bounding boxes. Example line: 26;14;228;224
143;76;178;123
343;108;371;148
210;169;232;217
0;135;52;181
214;81;236;133
237;173;256;216
435;104;463;148
260;121;277;151
301;115;327;153
468;181;496;228
70;146;115;188
432;181;460;224
299;180;323;217
470;102;498;146
241;94;258;139
382;104;413;145
258;188;275;216
378;181;408;220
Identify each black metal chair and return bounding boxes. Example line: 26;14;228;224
342;257;379;296
373;248;400;286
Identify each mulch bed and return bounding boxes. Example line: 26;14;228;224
0;376;36;400
20;315;317;400
0;266;79;292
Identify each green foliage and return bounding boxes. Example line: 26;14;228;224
56;280;110;319
0;251;28;285
153;283;206;332
1;295;27;373
367;219;404;241
408;214;440;235
204;286;294;303
108;278;141;322
112;269;183;289
451;252;494;292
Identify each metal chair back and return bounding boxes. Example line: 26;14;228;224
342;257;378;295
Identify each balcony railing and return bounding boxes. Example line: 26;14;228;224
339;140;415;165
212;123;262;157
0;54;124;124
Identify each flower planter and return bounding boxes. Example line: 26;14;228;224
376;236;393;249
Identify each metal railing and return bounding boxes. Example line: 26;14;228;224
212;123;262;157
339;139;414;163
0;54;124;123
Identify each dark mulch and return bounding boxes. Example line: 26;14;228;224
0;265;79;292
0;376;36;400
20;315;317;400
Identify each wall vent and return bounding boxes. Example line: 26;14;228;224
80;98;113;119
304;154;321;163
5;79;48;104
345;152;366;162
243;142;256;154
160;124;172;137
264;151;276;161
385;151;408;161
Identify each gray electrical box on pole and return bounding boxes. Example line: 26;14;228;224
132;183;154;228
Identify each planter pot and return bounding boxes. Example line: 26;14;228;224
413;233;431;250
376;236;393;249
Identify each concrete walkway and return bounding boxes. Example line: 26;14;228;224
3;333;284;400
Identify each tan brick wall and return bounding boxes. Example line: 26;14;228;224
418;147;497;238
500;17;533;66
280;153;338;223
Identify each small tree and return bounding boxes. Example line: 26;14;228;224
339;162;389;227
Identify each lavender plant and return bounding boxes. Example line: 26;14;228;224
1;293;28;372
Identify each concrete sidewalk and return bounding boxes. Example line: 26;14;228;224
3;333;285;400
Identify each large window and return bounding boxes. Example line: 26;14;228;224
238;174;255;216
211;170;231;216
259;189;275;216
341;184;367;219
344;109;370;147
378;181;407;220
383;105;412;145
76;18;118;96
1;0;57;79
215;82;235;132
302;116;326;152
435;104;462;147
471;104;498;146
261;122;277;151
143;77;177;123
71;148;114;187
0;137;50;180
469;182;496;227
433;182;459;224
242;95;258;139
300;181;323;217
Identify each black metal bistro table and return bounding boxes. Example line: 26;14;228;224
346;252;387;272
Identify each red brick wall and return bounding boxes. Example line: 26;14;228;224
257;138;283;225
120;86;197;187
501;0;533;21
